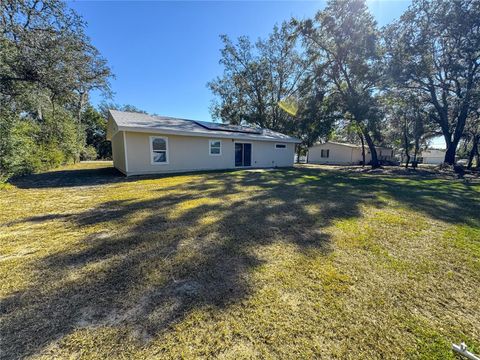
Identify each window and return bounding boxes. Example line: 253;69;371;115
209;140;222;156
275;143;287;149
321;149;330;158
150;136;168;164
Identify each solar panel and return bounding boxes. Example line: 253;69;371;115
194;120;262;135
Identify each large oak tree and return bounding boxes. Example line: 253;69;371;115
296;0;384;168
384;0;480;164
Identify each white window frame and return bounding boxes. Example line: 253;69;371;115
275;143;287;150
209;139;222;156
149;136;169;165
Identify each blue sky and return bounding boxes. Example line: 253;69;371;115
70;1;444;147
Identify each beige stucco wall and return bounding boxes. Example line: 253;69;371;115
308;143;363;165
111;131;126;174
115;131;295;175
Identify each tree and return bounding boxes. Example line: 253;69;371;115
384;0;480;165
296;0;384;168
1;0;111;107
382;92;434;168
82;106;111;159
0;0;112;177
208;22;311;133
289;77;337;162
463;111;480;169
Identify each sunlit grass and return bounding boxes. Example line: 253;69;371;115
1;162;479;359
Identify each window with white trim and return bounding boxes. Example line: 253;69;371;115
209;139;222;156
275;143;287;149
321;149;330;158
150;136;168;164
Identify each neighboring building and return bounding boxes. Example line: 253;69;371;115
107;110;300;176
308;141;394;165
419;149;446;165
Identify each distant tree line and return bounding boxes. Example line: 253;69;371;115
209;0;480;169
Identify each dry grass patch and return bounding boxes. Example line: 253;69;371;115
1;162;479;359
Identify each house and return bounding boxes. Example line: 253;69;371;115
307;141;394;165
106;110;300;176
419;149;446;165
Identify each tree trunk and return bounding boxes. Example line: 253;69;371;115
359;132;366;167
296;145;301;164
413;137;420;163
444;142;458;165
403;121;410;169
412;141;419;170
362;130;380;168
467;136;479;169
443;113;469;165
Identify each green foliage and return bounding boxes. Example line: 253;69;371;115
82;106;111;159
0;110;81;178
0;0;112;178
0;116;41;177
296;0;384;167
384;0;480;164
80;146;98;161
208;22;315;134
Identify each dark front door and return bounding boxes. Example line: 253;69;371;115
243;143;251;166
235;143;243;166
235;143;252;167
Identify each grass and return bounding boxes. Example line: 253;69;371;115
1;162;479;359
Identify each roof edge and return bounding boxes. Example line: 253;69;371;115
118;126;301;143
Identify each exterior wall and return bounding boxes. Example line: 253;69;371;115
308;143;362;165
111;131;126;174
377;147;394;161
121;131;295;175
308;143;394;165
421;149;445;164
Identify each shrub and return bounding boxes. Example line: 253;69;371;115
80;145;98;161
0;118;41;177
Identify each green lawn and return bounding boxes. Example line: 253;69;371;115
1;162;479;359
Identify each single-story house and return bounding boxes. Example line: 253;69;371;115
107;110;300;176
419;149;446;165
308;141;394;165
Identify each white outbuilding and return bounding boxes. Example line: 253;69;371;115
419;149;446;165
308;141;394;165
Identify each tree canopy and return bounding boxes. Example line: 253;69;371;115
0;0;112;177
384;0;480;164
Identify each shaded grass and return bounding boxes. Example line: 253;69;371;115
1;162;479;359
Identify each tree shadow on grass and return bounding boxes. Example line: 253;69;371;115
8;164;255;189
1;168;370;359
1;167;479;358
343;172;480;227
8;165;125;189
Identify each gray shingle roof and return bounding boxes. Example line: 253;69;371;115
109;110;300;143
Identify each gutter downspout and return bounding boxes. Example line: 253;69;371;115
123;131;129;175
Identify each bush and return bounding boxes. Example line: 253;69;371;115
37;143;66;170
0;111;84;179
80;146;98;161
0;118;41;177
